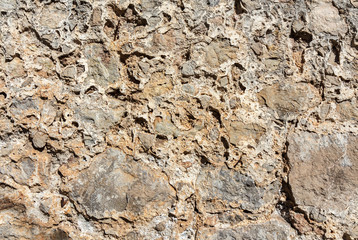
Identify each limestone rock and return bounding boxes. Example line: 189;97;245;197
228;121;266;146
0;0;16;12
196;165;280;213
1;0;358;238
309;2;348;36
31;131;48;149
288;131;358;238
182;61;196;77
6;57;25;78
336;101;358;121
64;148;176;220
197;214;297;240
84;44;121;86
205;40;238;68
258;83;321;119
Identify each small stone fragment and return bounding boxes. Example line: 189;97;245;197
196;165;279;213
31;131;48;149
66;148;176;219
228;121;266;146
6;57;25;78
309;3;348;35
181;61;196;77
154;222;166;232
138;132;155;150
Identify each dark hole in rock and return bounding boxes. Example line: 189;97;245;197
330;40;340;64
224;151;229;160
0;92;7;99
221;137;230;149
51;229;69;240
289;29;312;43
156;135;168;140
235;0;246;14
209;107;222;126
106;87;124;99
200;155;210;165
134;117;148;127
163;12;172;22
85;86;98;94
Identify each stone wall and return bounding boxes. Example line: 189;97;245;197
0;0;358;239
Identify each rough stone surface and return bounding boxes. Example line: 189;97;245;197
288;132;358;238
197;214;297;240
62;148;176;220
0;0;357;239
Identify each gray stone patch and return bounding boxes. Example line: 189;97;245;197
67;148;176;219
196;166;280;213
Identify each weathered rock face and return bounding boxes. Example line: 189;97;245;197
288;132;358;238
62;148;175;220
196;166;279;213
257;83;321;120
1;0;358;239
197;214;297;240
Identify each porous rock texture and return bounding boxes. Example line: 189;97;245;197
0;0;358;239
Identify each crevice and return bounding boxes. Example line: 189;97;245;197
105;87;125;99
199;154;210;165
208;106;222;127
85;86;98;94
119;51;154;64
120;216;133;224
111;4;148;40
0;182;16;190
22;27;59;51
234;0;246;14
278;137;324;236
127;68;141;84
156;135;168;140
238;81;246;92
277;139;297;225
290;28;312;44
113;19;121;41
330;40;340;64
58;49;80;66
221;137;229;149
134;117;148;129
320;77;325;101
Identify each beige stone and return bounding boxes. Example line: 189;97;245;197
288;131;358;237
309;3;348;35
228;121;266;146
257;83;321;118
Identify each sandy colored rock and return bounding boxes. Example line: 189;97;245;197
65;148;176;220
196;165;279;213
288;131;358;238
309;2;348;35
6;57;25;78
228;121;266;146
31;131;48;149
336;101;358;121
1;0;358;238
197;214;297;240
258;83;321;119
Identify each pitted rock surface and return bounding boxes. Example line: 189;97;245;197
0;0;358;239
